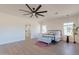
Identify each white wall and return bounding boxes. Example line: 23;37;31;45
31;20;40;39
0;13;31;45
0;12;41;44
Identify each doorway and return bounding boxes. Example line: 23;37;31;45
25;24;31;40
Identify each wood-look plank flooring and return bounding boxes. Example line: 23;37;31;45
0;39;79;55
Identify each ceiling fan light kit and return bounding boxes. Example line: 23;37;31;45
19;4;47;18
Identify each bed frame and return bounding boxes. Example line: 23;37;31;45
38;30;62;44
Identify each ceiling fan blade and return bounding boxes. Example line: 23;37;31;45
25;4;33;12
19;9;30;13
30;13;33;17
35;14;38;18
23;13;31;15
35;5;41;12
36;11;47;13
36;13;44;17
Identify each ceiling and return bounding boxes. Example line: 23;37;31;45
0;4;79;20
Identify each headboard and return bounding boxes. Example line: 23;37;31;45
47;30;62;37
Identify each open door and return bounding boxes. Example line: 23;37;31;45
25;24;31;40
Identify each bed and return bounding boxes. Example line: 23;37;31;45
38;30;62;44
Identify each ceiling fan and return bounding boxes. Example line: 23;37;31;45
19;4;47;18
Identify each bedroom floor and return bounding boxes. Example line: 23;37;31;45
0;39;79;55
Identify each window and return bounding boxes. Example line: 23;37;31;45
64;22;74;36
42;25;47;33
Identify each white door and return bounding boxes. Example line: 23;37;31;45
25;24;31;40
